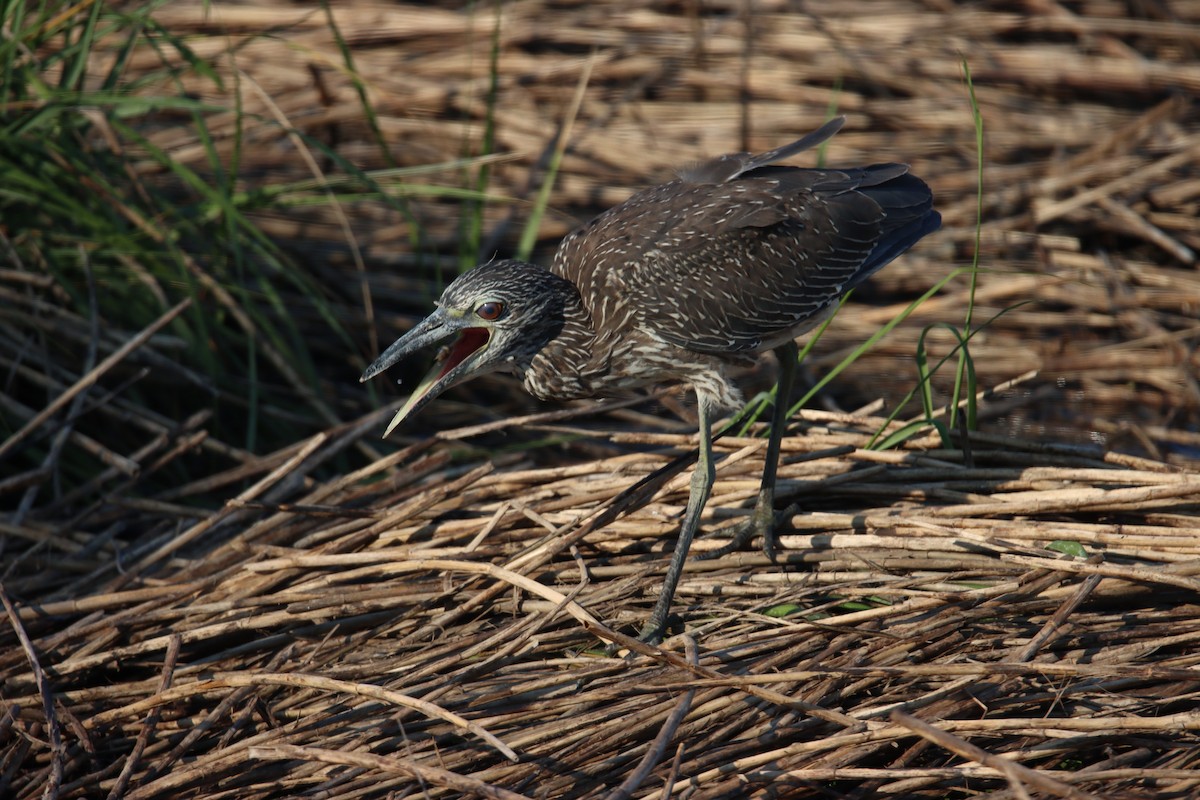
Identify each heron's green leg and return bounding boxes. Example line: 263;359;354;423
640;395;716;644
703;340;798;561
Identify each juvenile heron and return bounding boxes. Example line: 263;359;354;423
362;117;940;643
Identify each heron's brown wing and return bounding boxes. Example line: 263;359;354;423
576;169;903;355
552;118;850;333
653;186;883;352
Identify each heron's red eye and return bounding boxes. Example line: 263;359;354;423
476;301;504;321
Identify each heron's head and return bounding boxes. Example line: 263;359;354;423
360;259;573;436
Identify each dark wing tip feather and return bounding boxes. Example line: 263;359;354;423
737;116;845;176
679;116;846;184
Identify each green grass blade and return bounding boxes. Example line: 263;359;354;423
787;268;970;420
950;57;986;432
458;1;502;271
59;0;102;92
322;0;394;170
518;53;595;263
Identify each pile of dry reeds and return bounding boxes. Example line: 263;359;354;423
3;1;1200;799
5;410;1200;799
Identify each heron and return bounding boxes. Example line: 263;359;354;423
361;117;940;643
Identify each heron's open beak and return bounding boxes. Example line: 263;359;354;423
360;310;493;437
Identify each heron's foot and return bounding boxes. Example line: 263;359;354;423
636;618;667;647
701;502;799;562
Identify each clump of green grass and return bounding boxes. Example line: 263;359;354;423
0;0;590;503
1;1;346;462
0;3;492;496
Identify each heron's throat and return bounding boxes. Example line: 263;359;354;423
437;327;490;381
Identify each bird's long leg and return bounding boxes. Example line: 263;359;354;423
640;394;716;645
753;339;799;559
702;339;798;561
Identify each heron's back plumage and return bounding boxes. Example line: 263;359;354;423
552;133;940;357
